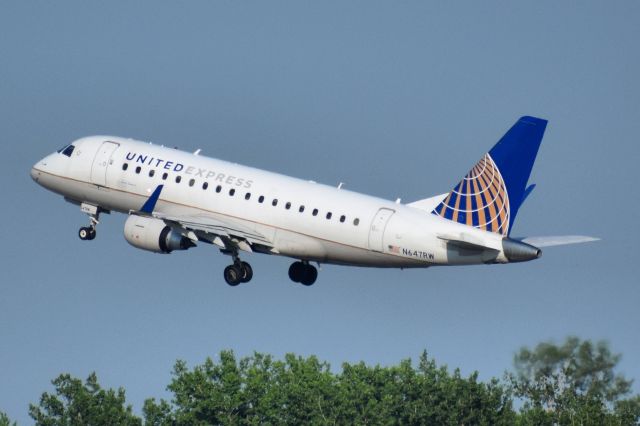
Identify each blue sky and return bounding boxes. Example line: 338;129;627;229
1;1;639;423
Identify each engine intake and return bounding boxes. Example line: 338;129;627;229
124;215;194;253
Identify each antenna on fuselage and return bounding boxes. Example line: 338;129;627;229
338;182;344;189
194;149;201;155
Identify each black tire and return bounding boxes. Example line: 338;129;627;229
88;228;97;240
240;262;253;283
78;227;90;240
224;265;242;286
288;261;304;283
300;264;318;286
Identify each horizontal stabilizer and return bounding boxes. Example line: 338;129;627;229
437;233;500;252
519;235;599;248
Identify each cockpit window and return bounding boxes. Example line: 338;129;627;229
59;145;75;157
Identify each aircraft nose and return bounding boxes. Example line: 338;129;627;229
30;165;40;182
30;158;47;183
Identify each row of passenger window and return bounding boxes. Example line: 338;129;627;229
122;162;361;226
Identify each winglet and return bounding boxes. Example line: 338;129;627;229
140;185;164;214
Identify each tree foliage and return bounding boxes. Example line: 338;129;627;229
143;350;514;425
0;411;16;426
509;336;640;425
24;338;640;425
29;373;141;426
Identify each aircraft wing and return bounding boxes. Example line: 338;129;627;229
136;185;276;254
152;211;276;253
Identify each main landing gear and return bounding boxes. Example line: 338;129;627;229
78;203;102;241
288;261;318;286
221;256;318;287
223;250;253;286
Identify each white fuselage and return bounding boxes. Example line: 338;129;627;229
31;136;509;268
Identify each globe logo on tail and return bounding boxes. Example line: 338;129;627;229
432;153;511;236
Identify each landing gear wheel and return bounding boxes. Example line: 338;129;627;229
79;227;91;240
240;261;253;283
288;261;304;283
224;265;242;286
289;262;318;286
79;203;102;241
300;264;318;286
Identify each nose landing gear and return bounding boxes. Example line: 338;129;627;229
288;261;318;286
78;203;104;241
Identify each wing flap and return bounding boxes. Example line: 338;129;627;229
132;184;274;253
154;212;274;248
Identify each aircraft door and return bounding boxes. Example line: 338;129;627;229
90;141;119;186
368;208;395;252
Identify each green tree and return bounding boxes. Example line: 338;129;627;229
143;398;174;426
0;411;17;426
509;336;640;425
29;372;141;426
145;350;515;425
25;341;637;425
614;396;640;425
144;350;338;425
368;352;515;425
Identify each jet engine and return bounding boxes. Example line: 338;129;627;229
124;215;195;253
502;238;542;263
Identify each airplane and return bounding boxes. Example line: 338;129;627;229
30;116;597;286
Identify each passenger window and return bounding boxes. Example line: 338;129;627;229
245;193;251;200
162;172;168;180
216;185;222;193
353;218;360;226
229;188;235;196
122;163;128;171
285;202;291;210
312;209;318;216
135;166;141;174
149;169;155;177
258;196;265;203
189;178;195;187
326;212;332;220
202;182;209;190
299;205;305;213
175;176;181;183
340;215;346;223
272;199;278;207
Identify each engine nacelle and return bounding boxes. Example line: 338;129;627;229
124;215;194;253
502;237;542;263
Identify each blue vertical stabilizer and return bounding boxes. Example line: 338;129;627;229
432;116;547;235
